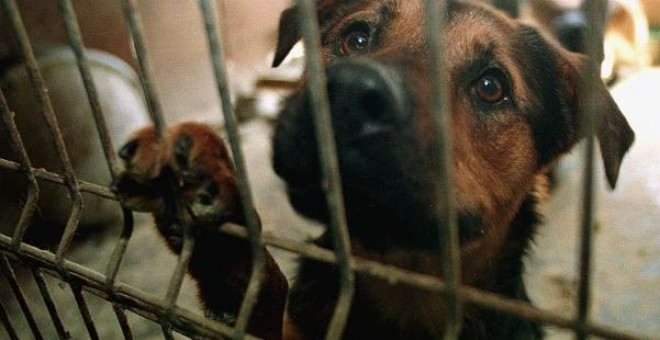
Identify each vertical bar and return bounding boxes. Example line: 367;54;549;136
0;88;40;249
56;0;120;177
295;1;356;338
120;0;167;138
198;1;267;338
575;1;607;339
31;268;69;340
71;283;100;340
0;0;85;268
162;223;195;317
0;297;19;340
112;304;135;340
105;210;134;289
0;254;43;339
424;0;463;338
492;0;519;18
161;324;176;340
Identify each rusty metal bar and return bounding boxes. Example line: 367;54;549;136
492;0;519;18
423;0;463;337
198;1;268;337
0;89;40;249
0;235;240;339
105;209;134;289
0;254;43;339
71;283;100;340
575;0;608;339
120;0;167;138
0;296;19;340
213;223;641;340
0;158;115;198
56;0;138;298
31;267;69;340
162;223;195;319
0;0;86;271
161;324;175;340
56;0;120;178
112;304;135;340
0;223;643;339
295;1;356;338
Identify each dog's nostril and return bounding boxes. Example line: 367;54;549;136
358;87;389;122
119;140;139;161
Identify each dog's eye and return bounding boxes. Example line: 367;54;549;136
473;69;510;104
341;23;372;55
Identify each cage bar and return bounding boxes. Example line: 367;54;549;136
0;254;43;339
423;0;463;337
0;89;39;249
198;1;269;337
0;0;648;339
0;0;85;269
295;0;356;338
31;268;69;340
120;0;167;138
56;0;120;178
71;283;100;340
55;0;136;295
111;304;135;340
0;235;239;338
575;0;608;339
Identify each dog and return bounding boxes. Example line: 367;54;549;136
111;0;635;338
521;0;651;82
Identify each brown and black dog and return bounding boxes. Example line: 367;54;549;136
111;0;635;338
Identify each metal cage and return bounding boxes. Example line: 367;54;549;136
0;0;646;339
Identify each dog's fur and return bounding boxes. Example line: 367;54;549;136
112;0;635;338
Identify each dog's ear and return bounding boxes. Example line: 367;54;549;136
272;6;301;67
560;51;635;189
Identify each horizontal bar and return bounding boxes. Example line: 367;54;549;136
0;210;644;340
0;89;40;249
213;224;643;340
0;235;246;339
0;158;115;199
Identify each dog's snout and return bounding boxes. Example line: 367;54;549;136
327;61;409;141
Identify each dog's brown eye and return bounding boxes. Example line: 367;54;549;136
342;31;370;55
474;72;508;104
340;22;372;55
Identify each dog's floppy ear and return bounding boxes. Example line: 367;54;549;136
560;51;635;189
272;6;301;67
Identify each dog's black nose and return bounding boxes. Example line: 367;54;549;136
326;60;409;143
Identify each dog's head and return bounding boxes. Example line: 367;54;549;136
271;0;634;258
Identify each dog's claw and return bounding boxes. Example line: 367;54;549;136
119;139;139;161
174;134;193;170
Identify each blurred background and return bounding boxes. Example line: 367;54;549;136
0;0;658;338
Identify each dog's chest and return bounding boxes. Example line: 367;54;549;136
358;274;447;337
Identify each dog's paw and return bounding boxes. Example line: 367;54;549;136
111;122;242;225
167;123;243;226
111;126;170;213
